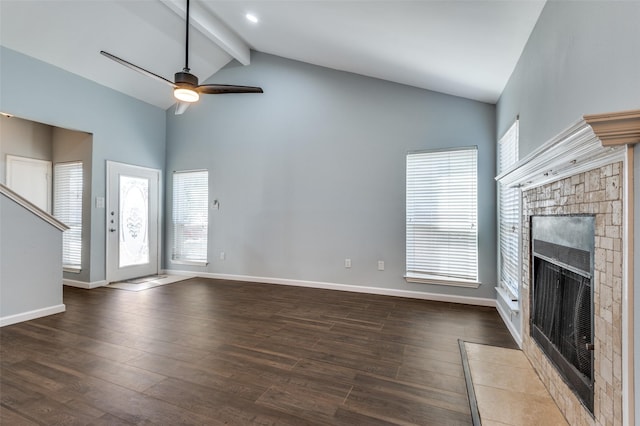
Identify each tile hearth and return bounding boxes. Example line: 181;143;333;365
461;341;567;425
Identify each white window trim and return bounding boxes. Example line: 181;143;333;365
171;259;208;267
497;119;520;299
171;169;209;265
405;146;479;286
54;161;83;271
405;273;480;288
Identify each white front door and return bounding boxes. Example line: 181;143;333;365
106;161;160;282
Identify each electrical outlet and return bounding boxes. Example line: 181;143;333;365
345;258;352;268
219;252;225;260
377;260;385;271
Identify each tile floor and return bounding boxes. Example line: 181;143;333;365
463;342;568;426
107;274;193;291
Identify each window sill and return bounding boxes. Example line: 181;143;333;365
496;286;519;312
405;273;480;288
171;259;208;267
63;266;81;274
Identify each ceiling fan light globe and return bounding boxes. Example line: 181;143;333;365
174;88;199;103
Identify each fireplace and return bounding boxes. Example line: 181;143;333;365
495;110;639;425
531;215;595;412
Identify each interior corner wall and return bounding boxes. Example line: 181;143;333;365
495;0;640;420
165;52;497;300
0;46;166;284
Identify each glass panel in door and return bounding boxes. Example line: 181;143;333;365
119;175;149;267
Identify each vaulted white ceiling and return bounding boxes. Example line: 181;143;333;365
0;0;546;110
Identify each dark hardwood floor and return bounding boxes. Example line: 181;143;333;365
1;278;517;425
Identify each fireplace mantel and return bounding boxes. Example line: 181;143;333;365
496;109;640;190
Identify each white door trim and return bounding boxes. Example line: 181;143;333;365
105;161;161;283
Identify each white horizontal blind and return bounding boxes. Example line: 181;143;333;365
498;120;520;297
406;147;478;281
53;161;83;269
172;170;208;263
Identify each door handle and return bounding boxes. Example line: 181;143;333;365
109;228;117;233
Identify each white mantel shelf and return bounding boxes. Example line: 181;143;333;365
496;109;640;190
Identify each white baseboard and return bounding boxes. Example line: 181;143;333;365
63;278;107;289
496;298;523;348
163;269;497;307
1;304;66;327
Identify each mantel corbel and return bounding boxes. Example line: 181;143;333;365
584;109;640;146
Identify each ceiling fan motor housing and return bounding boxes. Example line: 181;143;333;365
175;71;199;87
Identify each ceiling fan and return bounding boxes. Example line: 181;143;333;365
100;0;263;115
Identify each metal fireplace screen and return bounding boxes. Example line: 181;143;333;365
531;215;594;413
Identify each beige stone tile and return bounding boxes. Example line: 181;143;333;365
467;358;549;397
482;420;512;426
464;343;530;369
475;385;568;426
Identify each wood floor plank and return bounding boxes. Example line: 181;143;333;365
0;277;517;424
0;404;40;426
255;382;345;423
343;383;472;425
351;373;470;414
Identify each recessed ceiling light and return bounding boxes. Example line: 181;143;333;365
245;13;258;23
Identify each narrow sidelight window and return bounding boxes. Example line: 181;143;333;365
172;170;209;264
54;161;83;270
498;120;520;297
406;147;478;284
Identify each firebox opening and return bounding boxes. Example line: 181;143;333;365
531;215;595;414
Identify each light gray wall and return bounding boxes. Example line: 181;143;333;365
0;114;53;180
166;52;497;299
496;1;640;152
0;193;63;319
495;0;640;417
0;46;166;283
52;128;93;282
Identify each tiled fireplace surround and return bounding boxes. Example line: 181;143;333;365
497;110;640;425
522;164;623;425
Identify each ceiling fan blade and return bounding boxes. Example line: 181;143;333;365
197;84;264;94
174;102;191;115
100;51;176;88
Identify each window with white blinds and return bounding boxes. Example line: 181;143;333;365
406;147;478;284
172;170;208;264
498;120;520;297
53;161;83;270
